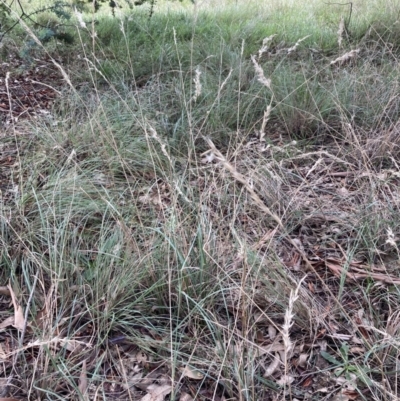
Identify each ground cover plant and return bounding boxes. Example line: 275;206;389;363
1;0;400;399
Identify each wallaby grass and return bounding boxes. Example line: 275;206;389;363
1;0;400;399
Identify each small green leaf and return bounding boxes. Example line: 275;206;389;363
320;351;342;366
339;342;349;361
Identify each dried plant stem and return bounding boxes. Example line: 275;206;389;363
203;137;356;326
281;275;306;394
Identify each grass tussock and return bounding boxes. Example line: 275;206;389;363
1;0;400;399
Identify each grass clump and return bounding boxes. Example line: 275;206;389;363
1;0;400;399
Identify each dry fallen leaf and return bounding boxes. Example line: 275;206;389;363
276;375;294;386
297;353;309;368
0;287;11;296
58;338;91;352
302;376;313;388
331;393;351;401
255;341;286;357
268;325;277;340
179;392;194;401
132;374;154;392
0;316;15;330
263;353;280;377
0;343;7;359
342;389;359;400
140;384;172;401
349;347;365;355
338;187;350;197
121;372;143;390
179;366;204;380
7;285;25;331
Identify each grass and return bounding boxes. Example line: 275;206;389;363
1;0;400;399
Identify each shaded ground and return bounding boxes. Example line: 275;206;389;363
0;55;61;123
0;55;63;214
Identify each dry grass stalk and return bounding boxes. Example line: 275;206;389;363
282;276;306;356
330;49;360;66
386;227;400;257
75;8;87;29
146;125;192;204
287;35;310;54
259;105;272;142
217;68;233;99
251;55;271;90
191;67;202;103
283;150;352;166
146;125;174;166
203;136;282;227
202;137;330;289
257;34;277;60
337;15;345;47
203;138;323;272
281;275;306;393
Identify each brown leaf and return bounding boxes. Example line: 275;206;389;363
7;285;25;331
179;393;194;401
140;384;172;401
255;341;286;356
263;353;280;377
268;325;277;340
0;343;7;359
58;338;91;352
121;372;143;390
342;389;359;400
179;366;204;380
331;393;351;401
276;375;294;386
349;347;365;355
0;316;14;330
0;287;11;296
132;375;153;392
302;376;313;387
297;353;309;368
